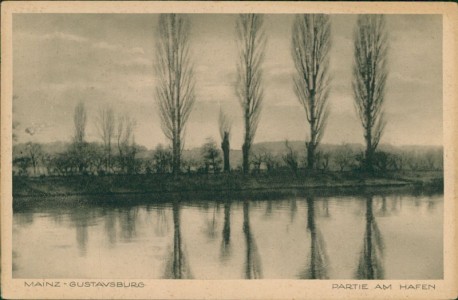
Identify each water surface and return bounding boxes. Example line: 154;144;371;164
13;192;443;279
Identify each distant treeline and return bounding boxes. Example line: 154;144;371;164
13;140;443;177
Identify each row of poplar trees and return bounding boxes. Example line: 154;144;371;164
155;14;388;175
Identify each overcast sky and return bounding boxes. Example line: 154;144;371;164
13;14;442;149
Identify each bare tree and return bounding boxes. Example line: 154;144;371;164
26;142;43;175
334;143;355;171
155;14;196;176
201;137;222;174
353;15;389;172
236;14;266;174
117;114;136;173
73;101;87;145
263;151;279;172
72;101;88;173
96;106;115;172
153;144;173;174
292;14;331;170
219;109;232;172
283;140;299;176
251;151;264;174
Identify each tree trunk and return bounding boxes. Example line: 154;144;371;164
306;143;315;170
365;127;374;172
242;103;251;175
173;136;181;177
107;142;112;173
365;148;374;173
221;136;230;172
242;142;250;174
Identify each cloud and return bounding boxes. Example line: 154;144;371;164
93;41;146;55
390;72;426;85
93;41;117;51
16;31;88;43
14;28;155;99
12;14;443;148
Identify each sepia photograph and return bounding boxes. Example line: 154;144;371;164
1;1;457;299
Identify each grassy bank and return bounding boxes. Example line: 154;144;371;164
13;170;443;198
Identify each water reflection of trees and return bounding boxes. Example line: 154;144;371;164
119;207;139;241
204;203;218;241
12;250;19;273
320;199;330;218
154;206;169;237
393;195;402;212
220;200;232;262
70;205;142;256
69;209;96;257
290;198;297;223
243;199;263;279
103;209;117;246
380;197;387;216
427;197;437;211
355;197;385;279
265;200;273;217
50;212;64;225
14;212;35;226
298;197;328;279
76;221;88;256
163;200;193;279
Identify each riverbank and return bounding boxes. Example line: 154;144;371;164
13;170;443;198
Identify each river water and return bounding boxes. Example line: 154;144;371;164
13;192;443;279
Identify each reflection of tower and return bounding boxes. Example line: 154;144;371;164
163;200;192;279
220;200;232;261
299;197;328;279
356;197;385;279
243;200;262;279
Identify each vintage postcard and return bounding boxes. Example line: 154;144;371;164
1;1;457;299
